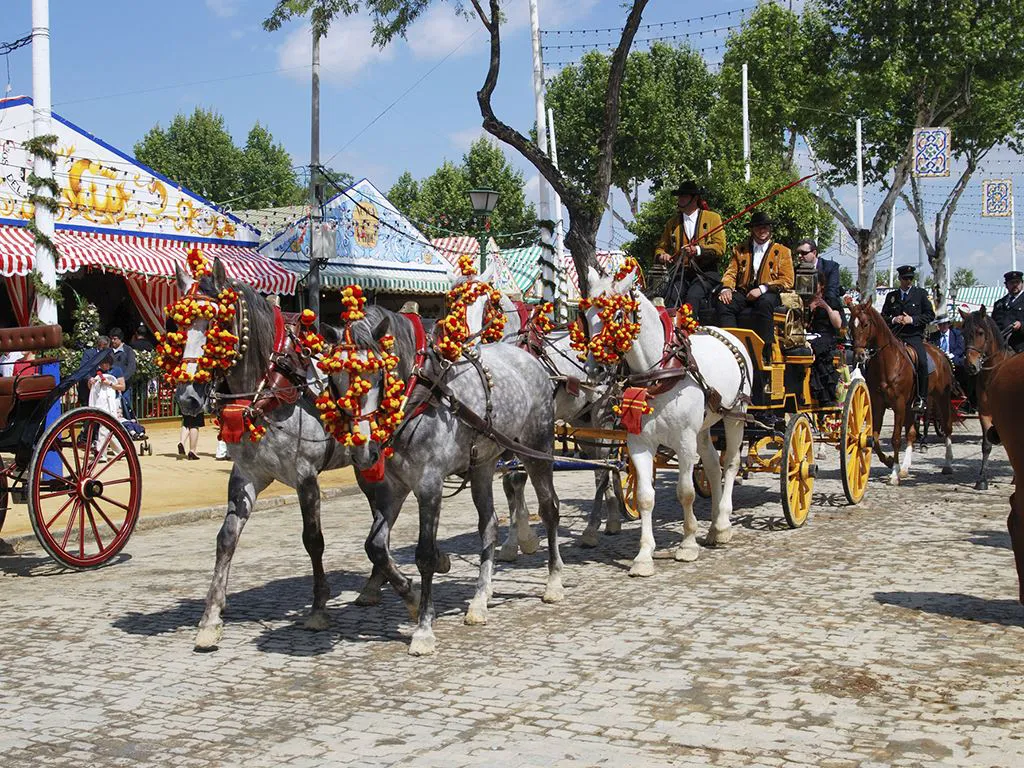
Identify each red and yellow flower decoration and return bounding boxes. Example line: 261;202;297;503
436;276;507;361
155;247;240;385
314;286;406;454
529;302;556;334
569;291;641;365
675;303;700;335
340;285;366;323
296;308;326;355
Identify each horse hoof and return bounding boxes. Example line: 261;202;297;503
674;544;700;562
408;631;436;656
194;622;223;652
629;559;655;577
605;517;622;535
404;587;421;622
579;527;600;548
976;480;988;491
497;544;519;562
464;603;488;626
518;534;539;555
899;469;910;480
543;583;565;604
705;526;733;546
354;589;381;607
302;610;330;631
941;466;953;476
436;552;452;574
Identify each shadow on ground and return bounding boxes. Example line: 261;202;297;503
874;590;1024;627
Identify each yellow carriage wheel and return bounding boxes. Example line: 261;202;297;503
780;413;815;528
619;462;643;521
693;462;712;499
840;377;873;505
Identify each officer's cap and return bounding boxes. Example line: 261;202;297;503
1004;271;1023;282
896;265;916;278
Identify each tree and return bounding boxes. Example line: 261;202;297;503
265;0;651;296
952;267;978;290
389;139;537;247
806;0;1024;299
875;269;891;289
544;43;715;220
135;108;307;209
839;267;854;292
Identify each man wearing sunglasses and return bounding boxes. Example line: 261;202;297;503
881;265;935;412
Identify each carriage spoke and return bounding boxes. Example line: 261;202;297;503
56;448;79;481
85;501;105;552
88;498;121;536
81;422;95;472
96;494;130;512
70;423;83;474
45;494;77;529
58;499;81;551
39;487;77;501
91;449;127;480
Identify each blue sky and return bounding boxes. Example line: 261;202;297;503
2;0;1021;287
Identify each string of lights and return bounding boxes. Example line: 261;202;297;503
540;6;757;36
540;21;743;51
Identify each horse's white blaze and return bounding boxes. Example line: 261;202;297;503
463;289;490;342
903;440;913;472
183;320;210;377
335;350;382;440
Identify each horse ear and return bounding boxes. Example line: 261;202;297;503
958;307;969;320
212;257;229;291
978;305;987;317
585;266;601;296
479;261;497;284
175;263;194;295
865;293;874;308
371;314;390;341
613;266;638;294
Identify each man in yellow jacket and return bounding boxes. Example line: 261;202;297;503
654;180;726;321
716;210;793;364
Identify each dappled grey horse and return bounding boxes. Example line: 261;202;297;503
173;259;356;651
341;306;564;655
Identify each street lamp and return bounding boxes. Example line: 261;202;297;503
468;188;499;272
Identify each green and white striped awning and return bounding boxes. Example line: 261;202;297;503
953;285;1004;310
318;264;454;295
494;246;543;298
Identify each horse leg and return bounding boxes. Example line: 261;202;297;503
361;487;419;620
580;462;608;548
900;418;917;480
498;470;537;561
977;413;993;491
707;417;744;546
297;473;331;631
195;468;270;650
465;464;500;626
604;465;623;535
889;409;904;486
627;446;657;577
937;388;954;475
871;394;893;469
1008;491;1024;605
409;484;443;656
522;455;565;604
673;429;702;561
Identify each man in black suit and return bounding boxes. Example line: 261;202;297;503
930;314;971;411
796;239;844;403
993;270;1024;353
881;265;935;411
794;238;841;306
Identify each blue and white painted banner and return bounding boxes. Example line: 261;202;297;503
981;178;1013;217
912;127;951;178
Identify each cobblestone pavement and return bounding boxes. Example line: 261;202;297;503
2;425;1023;767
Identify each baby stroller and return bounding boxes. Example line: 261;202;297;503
120;394;151;456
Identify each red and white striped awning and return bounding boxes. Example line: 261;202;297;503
0;225;297;295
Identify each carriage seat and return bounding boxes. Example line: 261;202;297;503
0;324;63;354
0;373;57;427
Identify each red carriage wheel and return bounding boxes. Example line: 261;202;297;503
27;407;142;569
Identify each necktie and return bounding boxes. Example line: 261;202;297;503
940;333;948;353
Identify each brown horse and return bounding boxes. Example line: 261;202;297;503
982;353;1024;604
960;308;1013;490
849;299;954;485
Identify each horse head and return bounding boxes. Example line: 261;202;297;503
848;295;883;365
961;306;1003;375
437;262;507;358
573;264;647;376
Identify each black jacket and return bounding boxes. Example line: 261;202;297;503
881;285;935;338
815;257;842;309
993;291;1024;348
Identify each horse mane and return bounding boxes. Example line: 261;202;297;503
963;310;1007;352
856;302;900;347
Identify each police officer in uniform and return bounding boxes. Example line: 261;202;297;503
881;264;935;411
992;270;1024;353
716;210;794;364
654;181;726;321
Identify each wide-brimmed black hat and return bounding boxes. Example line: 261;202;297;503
747;210;774;228
896;265;916;278
669;180;706;197
1004;270;1023;282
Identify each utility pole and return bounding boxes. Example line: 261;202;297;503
547;107;566;305
529;0;557;306
1013;189;1018;273
855;118;864;229
742;63;751;183
32;0;57;325
308;28;322;326
888;208;896;287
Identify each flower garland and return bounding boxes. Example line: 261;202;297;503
296;308;325;355
675;303;700;335
314;286;406;455
569;291;641;365
436;257;507;361
529;302;556;334
154;247;240;385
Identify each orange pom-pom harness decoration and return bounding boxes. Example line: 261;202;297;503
155;247;240;386
314;286;406;455
569;259;644;365
436;256;507;361
529;302;556;334
296;308;326;355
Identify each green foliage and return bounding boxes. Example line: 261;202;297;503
875;269;891;288
390;139;536;246
952;267;978;290
839;267;853;292
544;44;715;210
626;160;834;275
134;108;305;208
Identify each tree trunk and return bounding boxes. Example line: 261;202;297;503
565;217;600;297
931;239;948;316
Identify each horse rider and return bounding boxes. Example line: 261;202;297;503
881;264;935;412
796;239;844;404
993;270;1024;353
654;180;726;322
716;210;793;365
930;313;972;412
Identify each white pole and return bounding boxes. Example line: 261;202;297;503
547;106;567;320
1013;190;1018;273
742;63;751;183
307;28;321;323
707;158;712;176
855;117;864;229
888;209;896;287
31;0;57;325
530;0;556;305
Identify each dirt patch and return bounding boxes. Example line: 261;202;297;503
811;669;883;699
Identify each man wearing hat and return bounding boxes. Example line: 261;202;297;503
881;265;935;411
993;270;1024;353
716;210;793;363
653;180;726;319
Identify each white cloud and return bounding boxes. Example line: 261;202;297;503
206;0;239;18
277;17;395;86
523;172;540;209
406;5;480;60
500;0;600;31
449;126;491;152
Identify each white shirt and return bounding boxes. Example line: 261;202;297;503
681;210;701;256
751;240;770;294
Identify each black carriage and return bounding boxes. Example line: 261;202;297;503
0;325;142;568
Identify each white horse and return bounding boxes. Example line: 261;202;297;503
582;266;752;576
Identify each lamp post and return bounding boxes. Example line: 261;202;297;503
468;188;499;273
